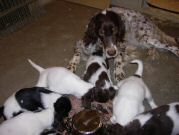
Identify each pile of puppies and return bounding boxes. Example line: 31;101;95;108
0;6;179;135
0;50;178;135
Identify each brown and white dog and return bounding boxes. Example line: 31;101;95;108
67;7;179;82
102;102;179;135
82;50;116;105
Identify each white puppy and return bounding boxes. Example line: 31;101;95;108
28;59;94;98
0;109;54;135
110;59;157;126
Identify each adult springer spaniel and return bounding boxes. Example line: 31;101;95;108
67;7;179;81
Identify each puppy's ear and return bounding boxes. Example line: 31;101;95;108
83;14;99;46
94;89;108;103
54;97;72;118
108;87;117;100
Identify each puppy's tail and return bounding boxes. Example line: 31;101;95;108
130;59;143;77
28;59;44;73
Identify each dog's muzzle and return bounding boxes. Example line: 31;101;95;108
106;47;118;58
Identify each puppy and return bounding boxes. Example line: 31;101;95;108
111;59;157;126
0;96;72;135
0;87;61;119
28;59;96;98
103;102;179;135
83;50;116;103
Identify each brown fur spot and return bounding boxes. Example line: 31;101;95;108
133;74;141;78
140;27;144;30
116;62;121;65
95;71;109;88
125;119;141;132
102;62;107;69
83;63;100;82
75;53;80;56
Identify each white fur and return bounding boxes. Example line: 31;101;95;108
28;59;94;98
3;94;25;119
111;59;157;126
0;108;54;135
167;102;179;135
102;10;107;15
41;92;61;109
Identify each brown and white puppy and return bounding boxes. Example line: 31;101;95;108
102;102;179;135
83;50;112;88
82;50;116;105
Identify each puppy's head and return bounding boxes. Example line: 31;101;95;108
84;10;125;58
54;96;72;118
82;87;116;106
53;96;72;129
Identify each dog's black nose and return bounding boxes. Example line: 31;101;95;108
106;48;117;56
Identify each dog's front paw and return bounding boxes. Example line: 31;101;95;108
114;68;125;82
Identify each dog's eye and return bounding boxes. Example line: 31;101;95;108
99;29;105;36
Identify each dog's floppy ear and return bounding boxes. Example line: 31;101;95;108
117;15;125;43
83;14;99;46
82;88;95;108
108;87;117;100
54;97;72;118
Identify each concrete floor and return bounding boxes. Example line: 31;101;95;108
0;0;178;122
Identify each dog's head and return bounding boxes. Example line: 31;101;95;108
82;87;116;105
53;96;72;129
83;10;125;58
